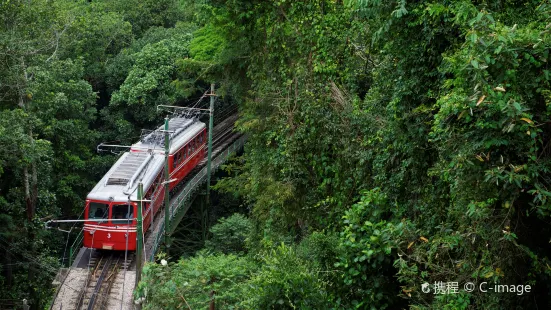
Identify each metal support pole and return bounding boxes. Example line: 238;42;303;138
201;194;207;242
136;183;144;287
206;84;215;204
68;247;73;267
164;117;171;253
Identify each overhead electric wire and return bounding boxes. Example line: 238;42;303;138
60;207;86;267
0;238;59;275
0;240;84;296
190;87;211;109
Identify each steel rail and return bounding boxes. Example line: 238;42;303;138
87;254;114;310
96;255;121;310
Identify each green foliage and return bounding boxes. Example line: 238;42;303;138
102;0;185;37
26;58;99;212
207;0;551;308
59;1;133;85
205;213;252;254
138;253;257;309
111;33;192;109
336;189;408;309
103;22;195;141
189;23;226;62
296;230;340;272
105;24;196;93
242;243;332;310
213;0;372;237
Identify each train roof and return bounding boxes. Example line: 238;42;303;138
87;152;164;202
132;117;206;154
87;117;206;203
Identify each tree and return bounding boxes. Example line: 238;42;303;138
205;213;252;254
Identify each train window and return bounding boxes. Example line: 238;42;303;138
153;174;161;191
89;202;109;221
111;204;134;224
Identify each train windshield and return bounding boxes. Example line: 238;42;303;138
111;204;134;224
89;202;109;221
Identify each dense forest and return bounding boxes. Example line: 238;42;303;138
1;0;551;309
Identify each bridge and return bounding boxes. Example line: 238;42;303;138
49;89;245;310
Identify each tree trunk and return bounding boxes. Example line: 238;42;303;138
18;57;39;310
31;160;37;213
24;165;33;221
18;57;36;221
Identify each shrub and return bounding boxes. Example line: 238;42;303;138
242;243;332;309
206;213;252;254
138;253;257;309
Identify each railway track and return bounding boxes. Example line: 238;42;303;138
74;252;133;310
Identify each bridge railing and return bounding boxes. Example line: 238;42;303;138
148;135;246;261
68;229;84;266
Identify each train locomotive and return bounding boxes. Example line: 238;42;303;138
83;117;206;251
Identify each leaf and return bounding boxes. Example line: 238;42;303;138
520;117;533;124
476;95;486;106
471;59;479;69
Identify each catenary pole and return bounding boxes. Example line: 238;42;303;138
135;182;143;287
206;84;215;203
164;117;170;252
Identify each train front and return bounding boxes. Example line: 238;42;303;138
83;199;137;250
82;151;148;251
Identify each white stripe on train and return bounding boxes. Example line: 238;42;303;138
84;224;137;232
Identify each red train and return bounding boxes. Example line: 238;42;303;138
83;117;206;250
